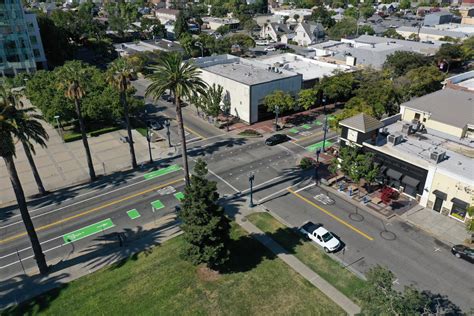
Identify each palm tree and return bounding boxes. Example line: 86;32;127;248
0;86;48;274
57;61;96;181
107;58;137;169
145;52;207;185
14;96;49;196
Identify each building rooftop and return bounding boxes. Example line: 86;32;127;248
444;70;474;91
401;89;474;129
397;26;472;39
202;17;240;24
155;8;180;15
340;113;384;133
193;54;300;86
367;120;474;184
258;53;351;81
114;40;183;55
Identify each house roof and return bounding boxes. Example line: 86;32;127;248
299;21;324;40
270;22;290;35
401;89;474;129
339;113;384;133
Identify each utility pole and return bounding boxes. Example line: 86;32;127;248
248;172;255;208
322;95;328;152
315;148;321;185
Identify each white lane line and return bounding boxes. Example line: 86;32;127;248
207;168;240;193
257;179;308;204
0;243;66;269
0;235;64;259
0;176;154;229
294;183;316;193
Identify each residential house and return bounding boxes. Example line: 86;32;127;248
293;21;324;46
423;12;453;26
260;22;291;42
155;8;180;23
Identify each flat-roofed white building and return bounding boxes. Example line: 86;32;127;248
193;55;302;124
259;53;352;88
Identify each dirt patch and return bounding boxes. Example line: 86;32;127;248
196;266;221;282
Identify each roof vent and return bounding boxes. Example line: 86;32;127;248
430;151;446;164
387;134;403;146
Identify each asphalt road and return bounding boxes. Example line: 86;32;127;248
1;81;472;311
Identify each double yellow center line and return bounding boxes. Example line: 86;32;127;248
0;178;183;245
288;188;374;241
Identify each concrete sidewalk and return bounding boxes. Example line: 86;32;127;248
227;202;361;316
400;206;468;246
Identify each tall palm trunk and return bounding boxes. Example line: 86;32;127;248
75;98;96;181
21;141;46;196
3;155;48;274
121;92;137;169
175;96;190;186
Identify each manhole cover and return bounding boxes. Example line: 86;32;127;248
349;213;364;222
380;230;397;241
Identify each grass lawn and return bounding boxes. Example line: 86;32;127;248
247;212;366;302
7;224;344;316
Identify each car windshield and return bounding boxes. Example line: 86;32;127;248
322;232;334;242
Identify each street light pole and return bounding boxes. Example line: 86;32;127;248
146;126;153;164
321;95;328;152
165;119;172;148
248;172;255;208
54;115;62;140
274;105;280;132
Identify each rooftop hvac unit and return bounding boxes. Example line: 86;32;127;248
430;151;446;164
387;134;402;146
401;123;412;135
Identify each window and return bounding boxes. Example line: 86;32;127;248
33;49;40;58
414;113;420;120
30;36;37;45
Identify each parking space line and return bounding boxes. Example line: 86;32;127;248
288;188;374;241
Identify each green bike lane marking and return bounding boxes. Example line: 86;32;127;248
288;128;299;134
143;164;182;180
151;200;164;212
313;120;323;126
301;124;312;130
174;192;185;201
127;209;141;219
306;140;333;152
63;218;115;244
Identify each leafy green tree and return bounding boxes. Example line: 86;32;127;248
316;71;357;103
264;90;295;113
174;12;189;39
344;7;358;19
360;4;375;20
57;61;96;181
297;89;318;110
328;17;359;40
383;51;429;77
382;28;405;39
461;36;474;60
180;158;231;269
332;96;375;129
141;17;166;39
466;206;474;243
0;86;48;274
435;43;463;70
146;53;207;186
311;6;336;29
400;0;411;9
408;33;420;42
355;74;399;118
395;66;444;101
106;58;138;169
216;25;231;35
36;13;73;67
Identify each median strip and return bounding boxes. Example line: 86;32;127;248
63;218;115;244
143;165;182;180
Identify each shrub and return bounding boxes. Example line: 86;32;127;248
238;129;262;137
63;133;82;143
299;157;315;170
89;126;120;137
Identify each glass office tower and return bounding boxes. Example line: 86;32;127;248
0;0;37;76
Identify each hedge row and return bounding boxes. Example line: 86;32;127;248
63;126;120;142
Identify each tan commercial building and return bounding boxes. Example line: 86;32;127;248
339;84;474;223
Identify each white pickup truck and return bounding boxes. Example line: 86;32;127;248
299;221;341;253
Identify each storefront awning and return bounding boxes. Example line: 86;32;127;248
386;168;402;180
402;175;419;188
451;198;469;209
433;190;447;200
